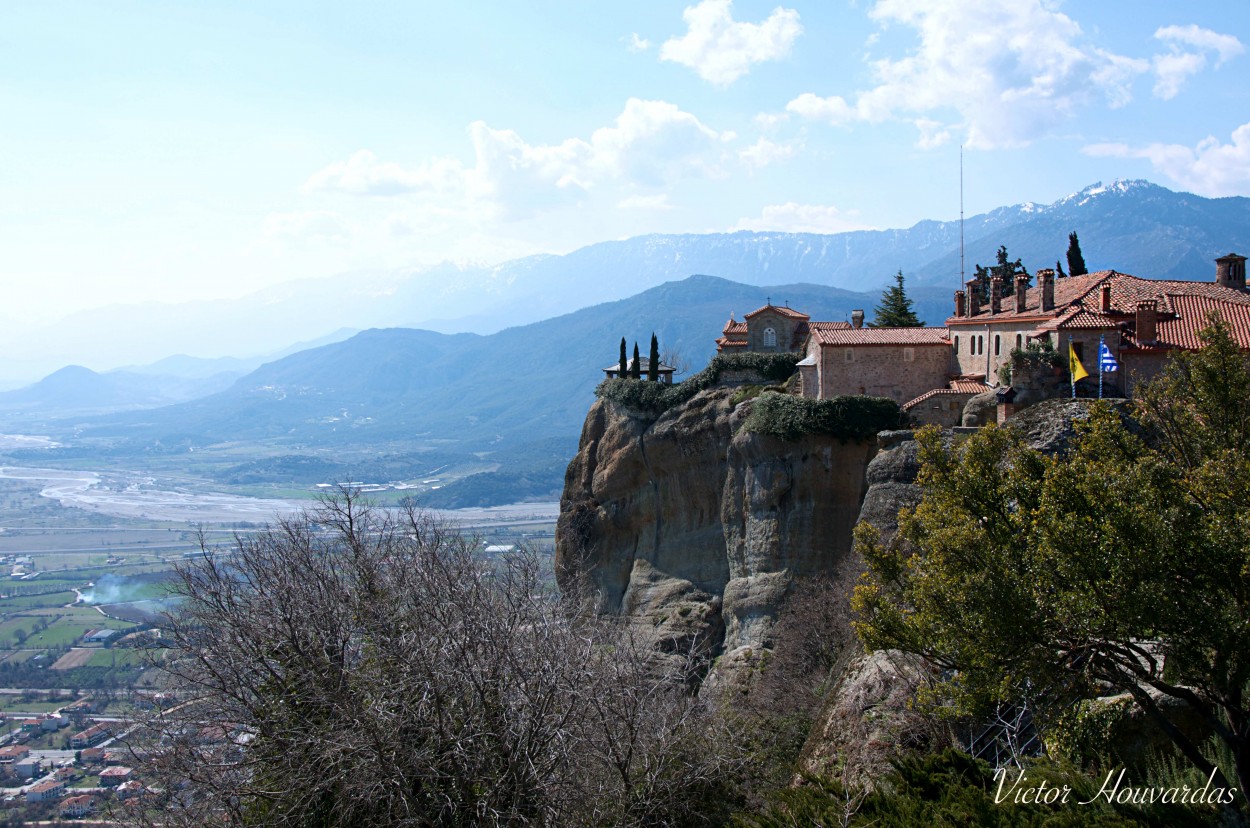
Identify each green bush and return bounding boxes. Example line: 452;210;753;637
741;392;902;442
596;352;803;415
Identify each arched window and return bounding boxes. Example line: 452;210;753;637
763;327;777;348
1016;334;1023;350
954;335;960;353
994;335;1001;356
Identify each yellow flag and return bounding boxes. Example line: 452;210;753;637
1069;342;1089;382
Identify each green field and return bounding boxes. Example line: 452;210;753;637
0;591;78;610
84;649;147;669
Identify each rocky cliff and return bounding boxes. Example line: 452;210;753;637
555;388;878;680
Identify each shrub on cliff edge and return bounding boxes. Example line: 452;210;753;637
741;392;903;442
596;352;803;415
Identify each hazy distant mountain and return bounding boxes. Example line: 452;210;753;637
121;328;362;379
4;180;1246;384
0;365;240;417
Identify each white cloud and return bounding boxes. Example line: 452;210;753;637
731;202;875;234
784;0;1152;149
1151;24;1244;100
739;137;796;168
303;99;731;220
785;92;855;124
302;150;466;196
262;211;350;243
660;0;802;86
1083;123;1250;197
618;194;673;210
626;32;651;52
1155;24;1244;62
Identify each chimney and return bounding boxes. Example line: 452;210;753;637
990;275;1003;314
1038;268;1055;312
1216;253;1247;291
965;279;980;317
1014;273;1028;311
851;309;865;329
1136;299;1158;343
954;290;966;318
1100;283;1112;313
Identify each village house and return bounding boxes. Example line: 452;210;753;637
70;722;112;749
98;765;134;787
60;793;95;818
0;745;30;766
13;756;40;779
25;778;64;803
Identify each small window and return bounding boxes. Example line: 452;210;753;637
844;348;854;363
763;327;777;348
1016;334;1023;350
954;335;960;353
994;335;1001;356
904;347;915;362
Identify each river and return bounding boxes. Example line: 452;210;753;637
0;464;558;527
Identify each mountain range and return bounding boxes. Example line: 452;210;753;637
4;180;1247;385
4;179;1249;506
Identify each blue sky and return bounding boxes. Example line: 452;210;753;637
3;0;1249;332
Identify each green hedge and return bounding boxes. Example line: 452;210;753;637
596;352;803;415
741;392;902;442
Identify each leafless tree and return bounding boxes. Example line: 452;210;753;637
124;490;744;828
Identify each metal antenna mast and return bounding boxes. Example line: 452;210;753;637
960;145;965;287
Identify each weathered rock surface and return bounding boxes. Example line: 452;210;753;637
555;389;878;682
961;390;998;426
1008;396;1134;455
798;650;942;786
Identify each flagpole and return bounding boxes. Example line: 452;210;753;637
1069;335;1075;399
1098;334;1104;400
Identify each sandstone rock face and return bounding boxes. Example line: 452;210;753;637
961;390;998;426
555;389;878;682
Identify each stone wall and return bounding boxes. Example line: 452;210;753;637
818;344;951;404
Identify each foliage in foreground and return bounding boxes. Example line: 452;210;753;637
738;749;1217;827
131;493;746;828
854;316;1250;815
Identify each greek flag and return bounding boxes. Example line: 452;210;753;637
1099;340;1119;373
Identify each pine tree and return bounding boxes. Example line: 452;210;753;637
648;334;660;382
971;245;1029;303
872;271;923;327
618;337;627;377
630;343;641;379
1066;231;1088;276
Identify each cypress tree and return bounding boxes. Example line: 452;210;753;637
648;333;660;382
872;270;924;327
630;343;641;379
618;337;627;377
1056;259;1067;278
1067;231;1088;276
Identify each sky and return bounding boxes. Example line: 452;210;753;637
4;0;1250;334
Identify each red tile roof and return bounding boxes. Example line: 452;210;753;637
1122;294;1250;351
722;319;747;335
903;381;991;410
744;304;810;320
810;327;950;347
808;321;852;331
